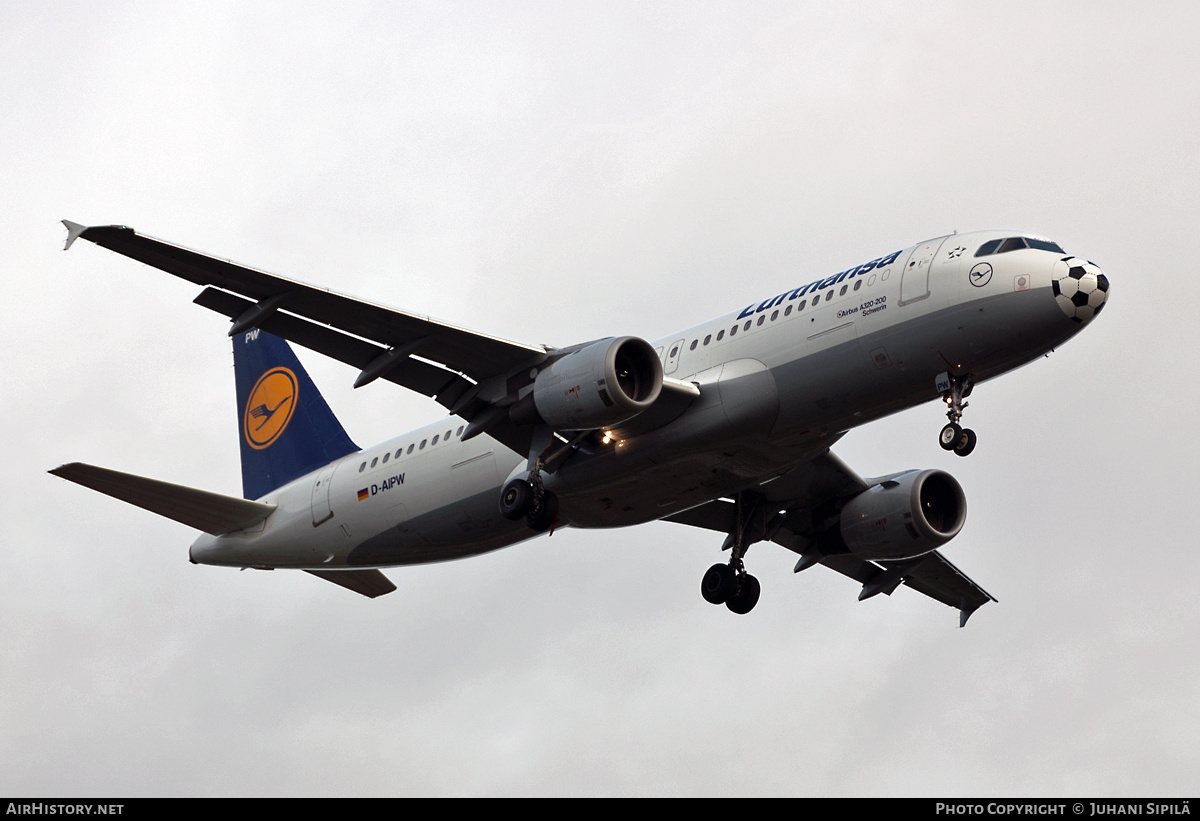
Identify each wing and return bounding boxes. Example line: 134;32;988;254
64;222;559;454
65;223;546;383
63;222;699;459
665;451;997;626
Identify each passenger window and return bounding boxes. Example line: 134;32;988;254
395;449;403;459
854;280;862;291
813;293;821;305
743;320;751;331
370;457;378;468
717;330;725;341
383;453;390;463
770;310;778;321
456;426;464;436
839;285;848;296
446;430;452;440
730;326;737;336
703;334;711;345
756;316;765;326
798;299;807;311
359;462;366;473
407;444;414;454
689;340;698;351
784;305;792;316
419;439;426;450
432;434;439;445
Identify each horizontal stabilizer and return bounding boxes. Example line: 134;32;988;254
49;462;276;535
304;569;396;598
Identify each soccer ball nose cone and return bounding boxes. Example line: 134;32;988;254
1051;257;1109;324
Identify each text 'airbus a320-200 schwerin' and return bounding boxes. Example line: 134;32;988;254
53;223;1108;625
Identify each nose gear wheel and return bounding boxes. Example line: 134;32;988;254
938;373;978;457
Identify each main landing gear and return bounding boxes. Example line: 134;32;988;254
499;469;559;532
701;562;761;615
498;424;561;532
937;372;977;457
700;491;772;615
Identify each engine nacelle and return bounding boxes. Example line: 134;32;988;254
838;469;966;561
511;336;663;431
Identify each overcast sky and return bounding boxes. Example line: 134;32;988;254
3;0;1197;797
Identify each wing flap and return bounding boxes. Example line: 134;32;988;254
49;462;276;535
810;551;994;625
194;287;475;408
663;498;737;533
892;552;997;626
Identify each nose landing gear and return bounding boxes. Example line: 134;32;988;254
937;372;977;457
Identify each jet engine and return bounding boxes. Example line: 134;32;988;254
509;336;663;431
838;469;966;560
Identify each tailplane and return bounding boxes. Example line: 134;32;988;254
48;462;276;535
234;328;359;499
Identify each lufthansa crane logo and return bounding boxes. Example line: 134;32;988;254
244;367;297;450
968;262;994;288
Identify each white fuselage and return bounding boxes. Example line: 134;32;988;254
189;230;1098;571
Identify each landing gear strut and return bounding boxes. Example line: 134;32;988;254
937;372;977;457
700;492;766;614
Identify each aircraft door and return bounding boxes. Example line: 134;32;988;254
664;339;686;375
310;463;338;526
899;237;949;306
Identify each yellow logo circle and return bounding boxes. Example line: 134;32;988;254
244;367;298;450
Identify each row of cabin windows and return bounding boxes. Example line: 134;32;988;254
975;236;1065;257
673;276;873;357
358;424;467;472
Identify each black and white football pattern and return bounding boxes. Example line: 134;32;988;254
1052;257;1109;323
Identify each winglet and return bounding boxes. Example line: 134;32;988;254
959;604;982;628
62;220;88;251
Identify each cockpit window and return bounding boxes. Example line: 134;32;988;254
1025;237;1065;253
975;236;1065;257
975;239;1002;257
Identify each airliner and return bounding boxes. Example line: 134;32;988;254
51;222;1109;625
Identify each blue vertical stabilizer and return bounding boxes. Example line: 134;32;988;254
233;329;359;499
